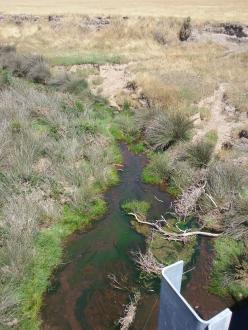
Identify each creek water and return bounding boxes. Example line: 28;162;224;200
42;144;244;330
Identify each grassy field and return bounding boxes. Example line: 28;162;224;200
0;0;248;22
1;3;248;328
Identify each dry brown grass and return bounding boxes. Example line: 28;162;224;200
1;15;247;115
0;0;248;22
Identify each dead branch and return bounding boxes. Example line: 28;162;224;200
154;195;164;203
119;292;141;330
132;249;163;275
128;212;221;241
107;274;130;291
174;183;206;219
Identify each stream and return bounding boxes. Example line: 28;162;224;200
42;144;244;330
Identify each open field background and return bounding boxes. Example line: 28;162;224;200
0;0;248;22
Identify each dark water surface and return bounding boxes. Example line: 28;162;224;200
42;144;171;330
42;144;247;330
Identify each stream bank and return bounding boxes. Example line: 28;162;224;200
42;144;171;329
42;144;241;329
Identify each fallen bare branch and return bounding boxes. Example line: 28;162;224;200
128;212;221;241
119;292;141;330
132;250;163;275
154;195;164;203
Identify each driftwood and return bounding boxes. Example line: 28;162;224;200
132;249;163;275
128;212;220;241
119;292;141;330
174;183;206;219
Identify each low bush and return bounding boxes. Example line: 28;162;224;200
186;140;214;168
142;152;171;184
153;30;167;45
171;160;197;190
114;112;139;138
210;237;248;300
179;17;192;41
0;47;51;84
199;161;246;212
0;70;11;90
145;111;193;150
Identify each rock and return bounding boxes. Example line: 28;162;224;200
222;23;247;38
239;130;248;139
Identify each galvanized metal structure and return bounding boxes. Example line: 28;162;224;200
158;261;232;330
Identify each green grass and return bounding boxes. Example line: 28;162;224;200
128;142;146;154
49;53;123;66
210;237;248;300
142;152;170;185
142;165;161;185
18;199;108;329
122;200;151;217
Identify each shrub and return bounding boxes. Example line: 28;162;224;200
186;140;214;168
114;112;139;138
146;111;193;150
199;161;247;211
210;237;248;300
27;58;51;83
153;30;167;45
179;17;192;41
62;77;88;95
0;48;51;84
171;160;197;190
0;70;11;90
142;152;171;184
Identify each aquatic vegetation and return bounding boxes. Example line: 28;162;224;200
122;200;151;218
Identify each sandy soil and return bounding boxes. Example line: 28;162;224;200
193;83;248;152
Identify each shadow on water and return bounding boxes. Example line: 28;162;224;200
42;143;248;330
42;144;171;330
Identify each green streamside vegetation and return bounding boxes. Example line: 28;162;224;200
0;47;123;329
116;105;248;301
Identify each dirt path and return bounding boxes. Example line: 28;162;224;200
193;83;247;152
67;63;134;109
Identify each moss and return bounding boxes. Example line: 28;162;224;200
150;233;196;267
